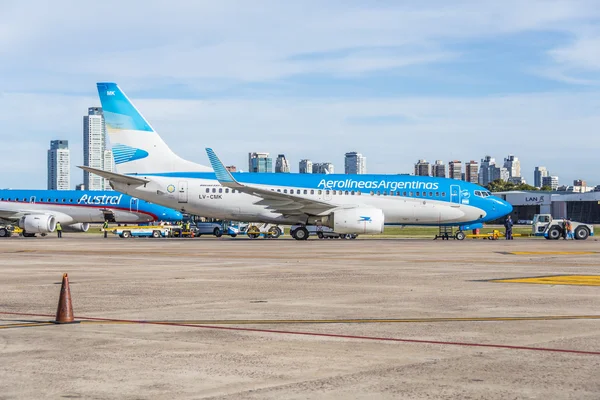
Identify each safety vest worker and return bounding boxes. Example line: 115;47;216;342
56;222;63;238
103;220;109;238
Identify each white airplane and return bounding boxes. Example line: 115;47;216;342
82;82;512;240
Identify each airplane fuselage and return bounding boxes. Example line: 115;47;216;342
112;172;510;226
0;190;182;225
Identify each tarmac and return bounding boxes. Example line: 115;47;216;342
1;235;599;399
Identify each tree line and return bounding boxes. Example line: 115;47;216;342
485;179;552;192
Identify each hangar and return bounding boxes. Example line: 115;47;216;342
497;191;600;224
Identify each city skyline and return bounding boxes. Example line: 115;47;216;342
32;129;598;191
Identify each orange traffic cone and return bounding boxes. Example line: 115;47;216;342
55;273;75;324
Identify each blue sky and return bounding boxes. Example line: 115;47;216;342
1;0;600;188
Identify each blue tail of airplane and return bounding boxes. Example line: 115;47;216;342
96;83;211;175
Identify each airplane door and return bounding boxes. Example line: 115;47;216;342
450;185;461;206
178;181;188;203
29;196;36;203
130;198;139;212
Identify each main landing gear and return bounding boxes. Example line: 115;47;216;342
291;226;309;241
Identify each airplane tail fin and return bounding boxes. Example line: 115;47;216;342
96;82;211;175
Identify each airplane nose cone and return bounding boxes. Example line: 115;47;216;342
485;197;512;221
495;199;513;219
503;200;513;216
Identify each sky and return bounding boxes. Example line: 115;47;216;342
1;0;600;189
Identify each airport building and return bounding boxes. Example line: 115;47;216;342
498;190;600;224
299;159;313;174
47;140;70;190
275;154;290;173
344;152;366;174
248;152;272;173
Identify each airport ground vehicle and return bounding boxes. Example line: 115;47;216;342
532;214;594;240
290;225;357;239
0;225;20;237
194;221;241;237
113;226;171;238
246;223;283;239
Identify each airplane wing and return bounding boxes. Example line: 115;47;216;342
78;166;150;186
205;148;335;216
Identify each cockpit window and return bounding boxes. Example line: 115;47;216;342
474;190;482;197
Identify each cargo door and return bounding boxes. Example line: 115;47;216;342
178;181;188;203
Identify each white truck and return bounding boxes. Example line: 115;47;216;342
531;214;594;240
113;226;171;238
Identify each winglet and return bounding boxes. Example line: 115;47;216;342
205;148;243;187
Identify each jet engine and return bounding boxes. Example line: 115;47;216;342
19;214;56;234
327;207;385;234
62;223;90;233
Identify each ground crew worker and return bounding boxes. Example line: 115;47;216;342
562;219;568;240
503;215;513;240
103;220;109;238
185;221;190;232
56;222;63;238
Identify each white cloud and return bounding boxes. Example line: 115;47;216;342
549;36;600;70
1;0;599;86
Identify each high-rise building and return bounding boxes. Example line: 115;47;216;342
344;152;366;174
574;179;587;187
503;154;521;178
478;155;496;186
534;166;549;188
299;159;313;174
542;176;559;190
448;160;462;180
414;159;430;176
432;160;446;178
248;152;272;173
465;161;479;183
275;154;290;173
225;165;237;172
313;162;334;174
497;167;510;182
83;107;106;190
47;140;70;190
103;149;115;191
